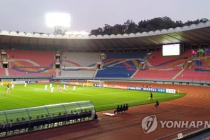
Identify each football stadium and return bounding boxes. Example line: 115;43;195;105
1;1;210;140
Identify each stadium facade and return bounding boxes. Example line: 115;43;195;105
0;21;209;51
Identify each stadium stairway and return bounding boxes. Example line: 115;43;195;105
95;52;147;78
147;50;192;67
147;51;180;67
199;56;210;67
93;69;98;78
132;50;193;80
175;55;210;81
132;67;182;80
131;69;139;78
131;53;152;78
175;68;210;81
204;57;210;66
5;68;9;76
56;69;60;77
173;55;210;81
172;68;185;80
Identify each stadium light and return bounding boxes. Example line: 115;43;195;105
46;13;71;27
46;13;71;35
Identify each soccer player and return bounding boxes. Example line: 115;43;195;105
7;84;9;89
66;85;69;90
73;85;76;91
59;87;62;91
11;83;15;89
7;87;10;94
0;82;3;87
150;92;153;101
57;85;60;90
51;87;54;93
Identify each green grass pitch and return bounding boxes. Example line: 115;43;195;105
0;84;185;112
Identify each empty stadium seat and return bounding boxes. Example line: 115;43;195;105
95;52;147;78
5;50;56;76
60;52;100;77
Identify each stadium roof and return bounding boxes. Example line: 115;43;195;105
0;21;210;51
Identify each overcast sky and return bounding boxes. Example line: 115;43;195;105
0;0;209;33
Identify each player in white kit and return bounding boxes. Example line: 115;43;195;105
73;85;76;91
51;87;54;93
11;83;15;89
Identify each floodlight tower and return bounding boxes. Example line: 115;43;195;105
46;13;71;35
54;26;62;35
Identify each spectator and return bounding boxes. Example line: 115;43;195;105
94;114;98;120
120;105;123;112
114;105;120;114
125;104;128;110
123;104;126;111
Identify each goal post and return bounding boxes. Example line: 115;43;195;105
86;80;104;87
